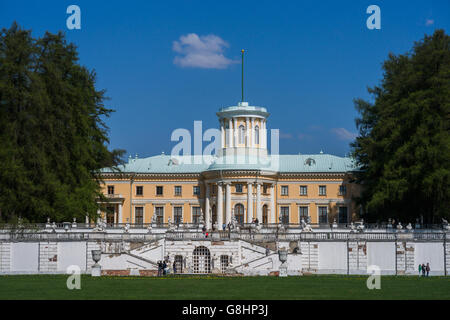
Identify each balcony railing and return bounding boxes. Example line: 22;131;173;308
1;230;447;242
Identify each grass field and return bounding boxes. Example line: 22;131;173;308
0;275;449;300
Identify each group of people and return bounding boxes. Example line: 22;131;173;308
418;263;431;277
157;260;167;276
202;226;209;238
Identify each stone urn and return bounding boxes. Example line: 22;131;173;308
91;250;102;277
278;249;288;277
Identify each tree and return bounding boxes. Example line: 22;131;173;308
351;29;450;224
0;22;125;223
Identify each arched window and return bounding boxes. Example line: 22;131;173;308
174;255;183;274
255;125;260;145
220;255;229;273
239;125;245;145
225;123;229;146
234;203;244;224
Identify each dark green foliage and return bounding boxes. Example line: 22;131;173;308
352;30;450;223
0;22;125;223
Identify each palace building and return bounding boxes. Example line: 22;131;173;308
99;100;361;229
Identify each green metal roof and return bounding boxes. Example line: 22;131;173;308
101;153;358;174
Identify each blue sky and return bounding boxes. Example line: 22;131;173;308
1;0;449;158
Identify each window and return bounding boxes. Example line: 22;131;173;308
263;185;268;194
262;205;268;224
234;204;244;224
193;186;200;195
239;125;245;144
107;185;114;195
212;185;217;195
136;186;143;196
339;185;347;195
255;125;259;144
174;186;182;196
135;206;144;225
106;206;115;225
235;184;243;193
174;255;183;274
280;206;290;224
220;255;229;273
318;206;328;224
300;185;308;196
319;185;327;196
339;207;348;224
211;205;217;224
192;206;201;224
225;123;229;146
155;206;164;225
156;186;163;196
281;185;289;196
299;206;308;221
174;206;183;224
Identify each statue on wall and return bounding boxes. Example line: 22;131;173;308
301;218;312;233
442;218;450;230
356;219;365;233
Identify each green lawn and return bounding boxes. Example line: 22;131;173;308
0;275;448;300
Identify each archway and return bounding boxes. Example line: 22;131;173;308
192;246;211;274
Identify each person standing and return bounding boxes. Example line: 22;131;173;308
418;264;422;277
426;263;430;277
173;261;177;274
421;263;426;277
162;260;167;275
157;261;162;276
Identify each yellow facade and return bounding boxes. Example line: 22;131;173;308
99;172;359;226
99;101;360;227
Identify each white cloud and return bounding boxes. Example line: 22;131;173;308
330;128;358;141
172;33;238;69
280;132;293;139
425;19;434;26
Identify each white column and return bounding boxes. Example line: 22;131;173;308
247;182;253;223
264;120;268;149
270;184;275;224
256;183;262;222
96;209;101;225
118;203;123;224
262;120;266;149
250;118;254;147
245;117;250;147
228;119;233;148
221;120;225;149
217;183;223;228
205;183;210;229
233;118;237;147
225;182;231;224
